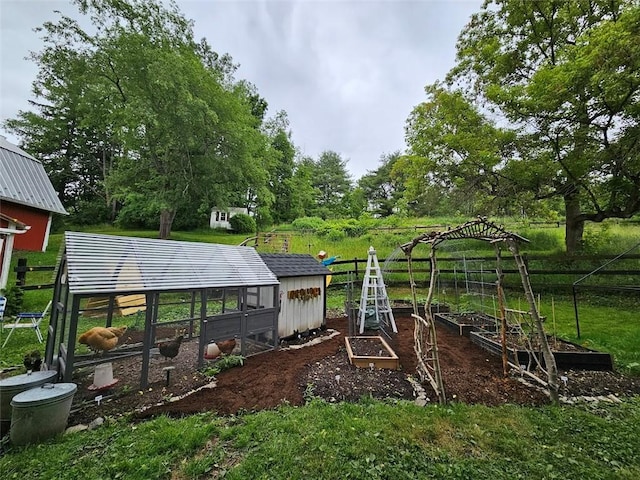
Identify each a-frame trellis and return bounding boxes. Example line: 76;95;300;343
400;217;560;405
358;246;397;336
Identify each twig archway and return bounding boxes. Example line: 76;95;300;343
400;217;560;405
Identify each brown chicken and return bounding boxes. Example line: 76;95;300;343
217;338;237;355
78;326;128;353
158;334;184;361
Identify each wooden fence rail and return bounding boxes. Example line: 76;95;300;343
14;258;55;291
13;253;639;293
327;254;640;291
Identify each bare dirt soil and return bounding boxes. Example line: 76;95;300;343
65;315;640;426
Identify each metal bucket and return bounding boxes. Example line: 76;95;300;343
0;370;57;436
10;382;77;445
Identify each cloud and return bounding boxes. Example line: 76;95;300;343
0;0;482;180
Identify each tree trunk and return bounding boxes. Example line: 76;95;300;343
564;193;584;254
159;208;176;239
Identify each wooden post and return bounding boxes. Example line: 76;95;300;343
507;240;559;405
16;258;27;286
495;245;509;377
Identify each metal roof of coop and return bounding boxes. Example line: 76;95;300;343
63;232;279;295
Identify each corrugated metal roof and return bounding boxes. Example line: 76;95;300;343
259;253;331;278
64;232;279;294
0;137;67;215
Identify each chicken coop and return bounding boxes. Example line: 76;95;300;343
45;232;280;388
258;253;331;339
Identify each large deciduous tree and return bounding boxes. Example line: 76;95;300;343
5;34;117;223
401;84;521;217
6;0;271;238
449;0;640;253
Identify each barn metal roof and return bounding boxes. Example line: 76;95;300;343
64;232;279;295
259;253;331;278
0;137;67;215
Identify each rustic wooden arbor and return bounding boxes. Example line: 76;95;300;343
45;232;280;388
400;218;560;404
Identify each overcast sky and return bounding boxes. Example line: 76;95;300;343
0;0;482;180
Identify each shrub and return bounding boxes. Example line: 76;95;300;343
323;228;346;241
116;193;159;229
321;219;371;238
229;213;256;234
292;217;326;232
1;285;24;316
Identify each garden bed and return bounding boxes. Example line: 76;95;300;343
470;330;614;371
434;312;499;337
345;336;400;370
390;301;450;317
44;315;640;427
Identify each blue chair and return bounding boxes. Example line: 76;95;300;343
2;300;51;348
0;296;6;322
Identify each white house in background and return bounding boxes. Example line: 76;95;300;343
209;206;251;230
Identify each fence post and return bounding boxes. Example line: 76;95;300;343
354;258;359;280
16;258;27;286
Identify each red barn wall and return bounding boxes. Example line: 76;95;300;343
0;202;51;251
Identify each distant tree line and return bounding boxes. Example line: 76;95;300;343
5;0;639;253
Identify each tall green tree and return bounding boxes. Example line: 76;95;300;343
450;0;640;253
311;151;353;219
4;34;116;224
401;84;525;217
262;111;297;224
357;151;405;217
6;0;271;238
290;155;318;218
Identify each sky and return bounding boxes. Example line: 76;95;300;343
0;0;482;180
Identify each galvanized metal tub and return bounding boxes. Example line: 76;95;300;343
0;370;57;436
10;382;77;445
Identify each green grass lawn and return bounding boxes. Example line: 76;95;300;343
1;399;639;479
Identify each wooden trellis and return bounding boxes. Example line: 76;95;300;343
400;217;560;405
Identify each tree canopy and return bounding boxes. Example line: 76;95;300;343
401;0;640;252
5;0;272;238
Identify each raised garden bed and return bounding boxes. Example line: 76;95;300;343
434;312;499;337
470;330;614;371
345;336;400;370
390;301;450;317
345;301;450;318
